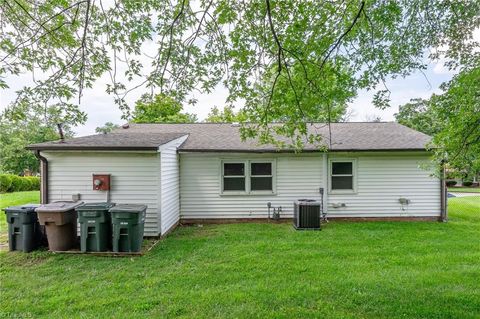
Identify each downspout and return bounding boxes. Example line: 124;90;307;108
440;160;447;222
322;153;328;217
34;150;48;204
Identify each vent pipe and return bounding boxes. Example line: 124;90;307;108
57;123;65;142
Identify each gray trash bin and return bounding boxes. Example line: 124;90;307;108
3;204;43;252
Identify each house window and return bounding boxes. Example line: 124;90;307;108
330;160;356;193
221;160;275;194
250;162;273;191
223;163;246;191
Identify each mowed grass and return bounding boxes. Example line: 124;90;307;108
0;196;479;319
449;187;480;193
0;191;40;242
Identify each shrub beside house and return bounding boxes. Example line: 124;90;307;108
0;174;40;193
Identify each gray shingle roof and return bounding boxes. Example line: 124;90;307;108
27;132;187;151
27;122;432;152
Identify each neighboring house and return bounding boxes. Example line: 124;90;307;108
27;122;446;237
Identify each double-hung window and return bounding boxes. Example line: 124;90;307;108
329;160;356;193
250;162;273;192
223;162;246;192
221;160;275;194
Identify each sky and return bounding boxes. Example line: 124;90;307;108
1;8;478;138
0;60;454;137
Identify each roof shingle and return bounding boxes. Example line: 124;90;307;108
27;122;432;152
27;132;187;151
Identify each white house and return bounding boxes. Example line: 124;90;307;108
28;122;446;237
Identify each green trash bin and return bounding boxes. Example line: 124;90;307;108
76;202;115;252
3;204;43;252
109;204;147;252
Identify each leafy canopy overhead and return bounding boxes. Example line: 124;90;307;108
1;0;480;146
132;93;197;124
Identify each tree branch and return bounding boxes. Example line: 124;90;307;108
78;0;92;100
160;0;186;92
319;1;365;71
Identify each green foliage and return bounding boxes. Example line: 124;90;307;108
26;176;41;191
0;175;40;193
395;98;444;136
0;174;12;193
462;181;473;187
429;68;480;174
397;67;480;174
8;175;23;192
446;180;457;187
205;106;246;123
1;1;479;146
19;178;32;192
132;94;197;123
95;122;121;134
0;101;80;174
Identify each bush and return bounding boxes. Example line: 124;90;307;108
0;174;12;193
463;181;473;187
27;176;40;190
8;175;23;192
20;177;33;191
446;180;457;187
3;175;40;192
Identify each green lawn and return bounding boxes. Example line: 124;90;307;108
0;195;479;318
449;187;480;193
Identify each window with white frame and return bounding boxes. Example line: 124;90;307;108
250;162;273;191
222;162;246;191
330;160;356;192
221;160;275;194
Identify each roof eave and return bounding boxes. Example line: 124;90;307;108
26;145;158;151
178;148;430;153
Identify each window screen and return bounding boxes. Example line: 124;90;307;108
223;163;246;191
251;162;273;191
224;163;245;176
331;162;354;190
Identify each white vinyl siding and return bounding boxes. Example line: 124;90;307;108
327;154;441;217
159;136;187;235
180;152;440;220
44;151;161;236
180;153;324;219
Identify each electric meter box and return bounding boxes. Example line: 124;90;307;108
92;174;111;191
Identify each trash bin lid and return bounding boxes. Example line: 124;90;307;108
3;204;40;213
35;201;84;213
109;204;147;213
75;202;115;211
